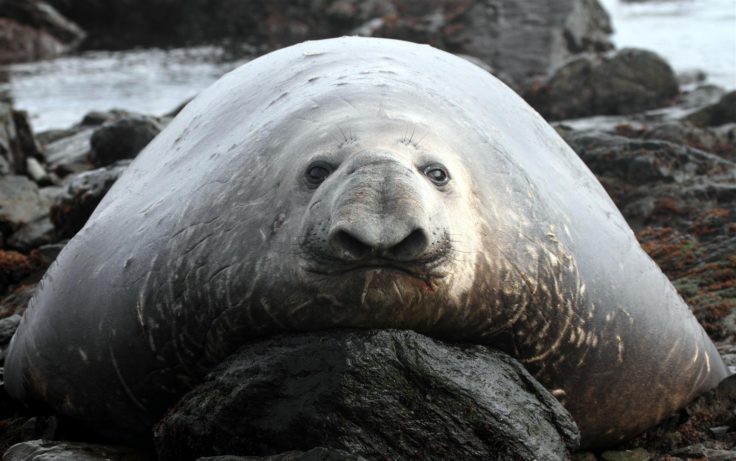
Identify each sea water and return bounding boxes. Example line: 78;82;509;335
1;0;734;132
600;0;736;90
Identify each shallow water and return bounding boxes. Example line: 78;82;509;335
0;47;249;132
1;0;734;132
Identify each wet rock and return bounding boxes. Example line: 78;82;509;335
46;0;611;87
3;439;152;461
196;448;368;461
43;127;94;176
50;160;129;238
89;115;161;167
155;330;578;461
685;91;736;127
5;185;62;251
0;176;52;238
562;131;734;186
6;216;56;252
0;101;43;177
677;84;726;110
526;48;679;120
620;122;736;163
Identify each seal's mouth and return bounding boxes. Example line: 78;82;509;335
304;263;448;280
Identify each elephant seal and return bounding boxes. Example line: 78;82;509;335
5;37;728;449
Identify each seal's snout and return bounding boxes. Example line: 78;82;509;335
300;153;452;275
329;225;430;262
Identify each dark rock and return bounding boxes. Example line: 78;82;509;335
43;110;162;176
0;283;37;318
526;48;679;120
685;91;736;127
0;313;21;344
3;439;153;461
50;161;129;238
0;101;43;176
627;122;736;163
10;111;42;165
0;0;84;45
6;215;56;252
89;115;161;167
196;447;368;461
46;0;611;87
81;110;128;127
0;17;65;64
572;453;598;461
155;330;579;461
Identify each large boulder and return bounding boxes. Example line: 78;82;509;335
155;330;579;461
0;0;84;63
46;0;612;87
89;115;162;167
0;99;43;177
526;48;679;120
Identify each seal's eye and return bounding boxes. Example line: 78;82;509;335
423;164;450;186
305;161;333;187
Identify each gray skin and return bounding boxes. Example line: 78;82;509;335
4;37;729;449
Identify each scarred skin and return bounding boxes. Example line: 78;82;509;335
4;37;729;449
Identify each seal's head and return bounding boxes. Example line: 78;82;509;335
288;118;487;337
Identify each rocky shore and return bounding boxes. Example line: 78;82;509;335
0;0;734;460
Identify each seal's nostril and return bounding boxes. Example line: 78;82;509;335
332;229;372;260
389;228;430;261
